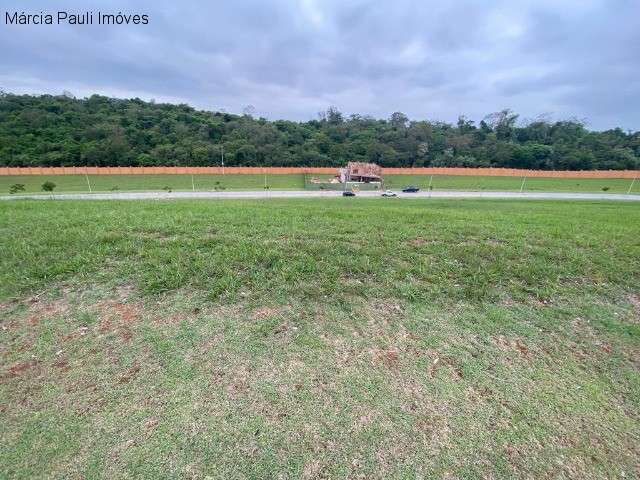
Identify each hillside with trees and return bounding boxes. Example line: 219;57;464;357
1;92;638;170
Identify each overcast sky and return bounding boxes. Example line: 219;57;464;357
1;0;639;130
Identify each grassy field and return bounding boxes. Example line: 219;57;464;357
383;175;639;194
1;173;638;194
1;198;639;478
0;174;309;194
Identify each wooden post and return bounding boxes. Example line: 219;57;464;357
520;177;527;193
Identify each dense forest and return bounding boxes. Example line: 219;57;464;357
1;92;639;170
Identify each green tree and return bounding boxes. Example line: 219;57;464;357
0;93;637;171
41;181;56;192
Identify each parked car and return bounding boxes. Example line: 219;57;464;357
381;190;397;197
402;185;420;193
342;191;356;197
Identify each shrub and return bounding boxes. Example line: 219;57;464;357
9;183;25;194
41;181;56;192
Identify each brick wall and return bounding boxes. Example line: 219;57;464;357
0;166;638;178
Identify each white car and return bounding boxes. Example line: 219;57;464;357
381;190;397;197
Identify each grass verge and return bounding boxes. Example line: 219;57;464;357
0;174;638;195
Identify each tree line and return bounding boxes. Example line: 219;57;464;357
1;92;638;170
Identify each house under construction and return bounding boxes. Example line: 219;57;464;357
338;162;382;183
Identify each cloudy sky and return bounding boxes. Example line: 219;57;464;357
1;0;639;130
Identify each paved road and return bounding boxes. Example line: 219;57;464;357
2;190;640;201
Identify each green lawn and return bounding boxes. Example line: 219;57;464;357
1;173;638;194
383;174;639;193
1;199;639;478
0;174;309;194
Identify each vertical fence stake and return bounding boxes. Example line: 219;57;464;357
520;176;527;193
85;174;92;193
627;177;637;195
428;175;433;198
191;174;195;192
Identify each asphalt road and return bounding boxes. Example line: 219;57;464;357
2;190;640;201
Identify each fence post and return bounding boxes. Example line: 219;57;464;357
627;177;637;195
520;177;527;193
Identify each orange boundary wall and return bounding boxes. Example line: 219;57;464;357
0;166;638;178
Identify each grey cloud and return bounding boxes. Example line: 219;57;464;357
0;0;638;129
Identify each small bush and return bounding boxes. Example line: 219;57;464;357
41;181;56;192
9;183;25;194
162;186;172;192
602;186;610;191
110;186;119;191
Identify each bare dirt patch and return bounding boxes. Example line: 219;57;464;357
144;417;159;431
370;299;404;317
94;297;144;342
110;302;142;324
62;326;89;342
1;319;19;332
2;360;39;380
152;312;190;326
24;296;71;326
119;327;133;343
52;357;70;372
629;294;640;323
410;236;427;247
226;373;251;398
371;347;400;369
119;364;141;384
495;335;533;360
251;306;282;320
427;354;463;379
